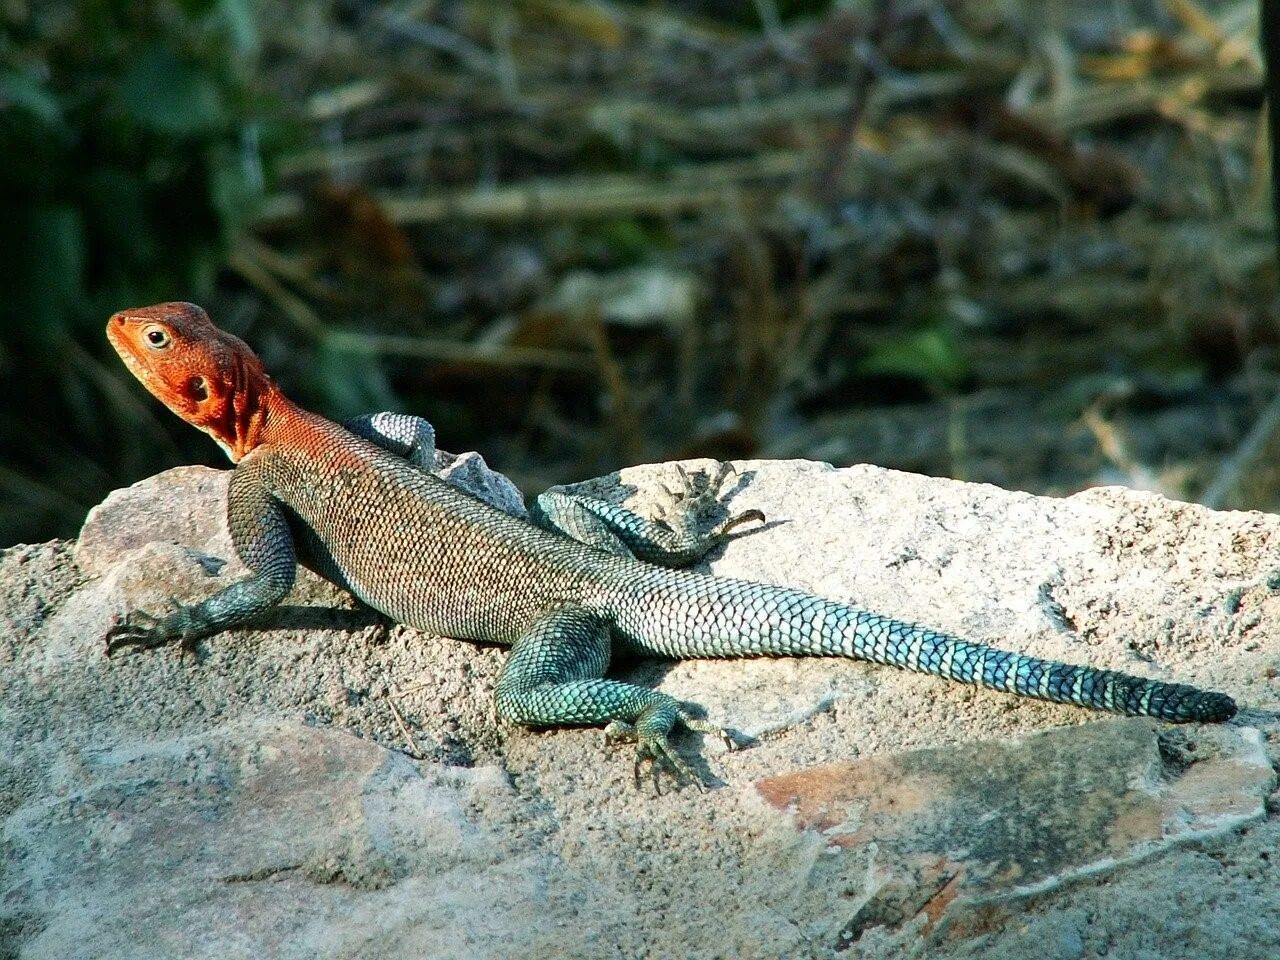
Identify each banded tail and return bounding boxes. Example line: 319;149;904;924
836;607;1235;722
614;573;1237;723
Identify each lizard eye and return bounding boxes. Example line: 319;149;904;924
143;325;171;349
188;376;209;401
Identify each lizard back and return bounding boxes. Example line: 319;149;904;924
243;411;609;642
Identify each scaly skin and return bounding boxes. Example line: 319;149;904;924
104;303;1238;787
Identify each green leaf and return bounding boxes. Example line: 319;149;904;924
10;207;86;337
313;341;396;416
218;0;260;58
859;326;969;389
207;140;261;234
117;46;224;136
0;69;65;129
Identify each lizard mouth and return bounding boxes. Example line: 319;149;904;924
105;312;199;420
106;319;154;388
105;319;141;372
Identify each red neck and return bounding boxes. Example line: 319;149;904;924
217;379;294;461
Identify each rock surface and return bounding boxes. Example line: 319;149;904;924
3;459;1279;959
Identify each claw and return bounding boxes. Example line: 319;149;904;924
679;711;738;754
103;609;170;656
103;601;203;658
660;462;760;542
606;707;732;793
675;464;697;497
716;508;766;538
634;737;704;794
709;460;735;494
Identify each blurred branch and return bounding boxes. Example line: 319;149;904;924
227;242;327;336
1262;0;1280;270
1201;389;1280;508
322;329;591;371
228;240;589;370
1022;62;1260;130
815;0;895;203
258;150;818;226
380;11;501;76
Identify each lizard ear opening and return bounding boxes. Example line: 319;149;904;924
187;376;210;402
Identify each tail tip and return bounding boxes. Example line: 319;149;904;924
1195;692;1237;723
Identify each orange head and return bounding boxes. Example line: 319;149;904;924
107;302;276;461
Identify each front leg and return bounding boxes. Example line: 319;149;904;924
343;412;438;470
105;464;297;654
344;411;526;517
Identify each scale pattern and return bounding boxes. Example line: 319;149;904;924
143;409;1243;728
103;302;1239;785
531;489;727;566
604;567;1236;723
251;421;1234;726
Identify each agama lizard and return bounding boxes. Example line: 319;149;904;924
104;302;1238;785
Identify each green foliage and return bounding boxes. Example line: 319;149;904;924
117;45;227;136
0;0;270;544
859;326;970;391
0;0;265;339
581;218;676;266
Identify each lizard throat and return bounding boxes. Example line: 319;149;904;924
201;354;278;462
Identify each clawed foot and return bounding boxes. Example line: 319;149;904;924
657;463;765;546
603;709;738;794
103;604;201;658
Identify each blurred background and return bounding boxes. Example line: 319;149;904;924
1;0;1277;547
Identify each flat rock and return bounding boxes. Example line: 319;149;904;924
4;457;1280;960
5;719;613;960
77;465;238;578
754;719;1272;947
559;460;1275;744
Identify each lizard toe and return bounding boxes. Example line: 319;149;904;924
717;508;766;538
634;734;705;794
103;610;168;656
603;718;636;748
679;711;739;753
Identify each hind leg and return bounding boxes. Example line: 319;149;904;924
495;606;727;789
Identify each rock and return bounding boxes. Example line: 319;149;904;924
433;449;528;518
555;460;1273;743
77;465;233;579
4;719;611;960
64;468;350;671
3;458;1279;960
753;719;1272;945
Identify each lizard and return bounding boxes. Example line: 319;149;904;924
103;302;1238;786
